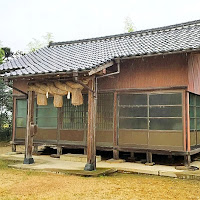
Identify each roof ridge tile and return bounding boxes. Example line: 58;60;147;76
50;19;200;46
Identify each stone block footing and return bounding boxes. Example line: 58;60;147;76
23;158;34;164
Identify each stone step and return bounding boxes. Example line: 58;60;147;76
60;154;101;163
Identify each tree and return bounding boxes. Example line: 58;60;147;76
0;40;5;63
0;41;15;61
0;48;4;63
124;17;135;33
27;38;43;52
0;78;12;141
43;32;54;45
27;32;54;52
0;47;13;141
2;47;13;61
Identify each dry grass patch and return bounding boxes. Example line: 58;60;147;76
0;159;199;200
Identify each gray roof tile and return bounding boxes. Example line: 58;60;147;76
1;19;200;77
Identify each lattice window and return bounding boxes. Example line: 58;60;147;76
96;93;114;130
62;95;87;130
16;93;114;131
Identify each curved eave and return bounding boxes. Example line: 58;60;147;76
4;69;91;80
3;47;200;79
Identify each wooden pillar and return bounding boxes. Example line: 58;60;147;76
57;107;62;155
12;97;16;145
130;152;135;158
83;102;88;155
11;97;17;153
33;145;38;155
146;152;153;163
57;146;62;155
84;77;97;171
12;144;16;152
23;91;35;164
184;91;191;167
113;92;119;159
84;147;87;155
184;154;191;167
186;92;191;152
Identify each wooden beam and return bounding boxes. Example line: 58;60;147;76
23;91;35;164
74;79;95;94
99;86;187;93
84;77;97;171
89;61;114;76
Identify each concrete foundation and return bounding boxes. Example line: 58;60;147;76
60;154;101;163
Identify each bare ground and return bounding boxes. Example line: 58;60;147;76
0;143;200;200
0;142;25;154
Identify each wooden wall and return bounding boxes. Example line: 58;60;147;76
188;53;200;95
13;79;28;95
15;128;112;147
13;54;189;93
98;54;188;91
13;53;194;153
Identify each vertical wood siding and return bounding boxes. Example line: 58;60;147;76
98;54;188;91
13;79;28;95
188;53;200;95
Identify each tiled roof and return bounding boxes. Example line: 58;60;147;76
1;19;200;77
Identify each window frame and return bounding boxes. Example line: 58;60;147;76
62;94;87;130
118;91;183;131
189;93;200;131
16;98;27;128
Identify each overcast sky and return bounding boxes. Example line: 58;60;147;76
1;0;200;52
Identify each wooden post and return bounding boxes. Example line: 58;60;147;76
12;97;16;146
184;154;191;167
33;145;38;155
184;91;191;167
113;92;119;159
57;107;62;155
146;152;153;163
130;152;135;161
84;77;97;171
84;147;87;155
12;144;16;152
57;146;62;155
23;91;35;164
130;152;135;158
186;92;191;152
83;102;87;155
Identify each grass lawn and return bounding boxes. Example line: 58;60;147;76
0;159;199;200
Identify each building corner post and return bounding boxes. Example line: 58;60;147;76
23;91;35;164
185;91;191;167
